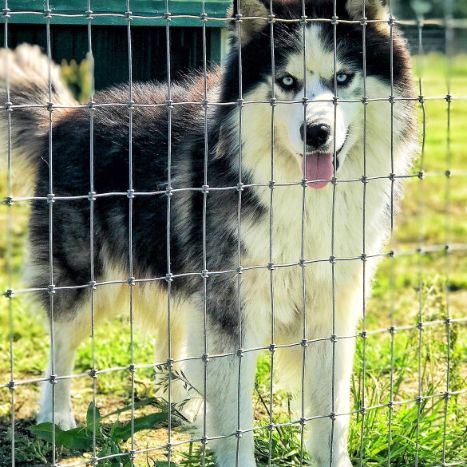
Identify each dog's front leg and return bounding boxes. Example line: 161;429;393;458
205;348;257;467
305;334;355;466
304;282;360;467
182;313;258;467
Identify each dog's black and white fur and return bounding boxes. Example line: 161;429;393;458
1;0;417;465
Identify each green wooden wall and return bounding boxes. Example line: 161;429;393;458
5;0;230;90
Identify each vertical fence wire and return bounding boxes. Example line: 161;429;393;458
298;0;308;462
200;0;209;464
234;1;244;464
85;0;97;461
164;0;174;462
358;0;369;463
125;1;137;462
441;0;454;463
43;1;57;463
386;1;397;464
329;1;338;464
3;2;14;466
414;12;427;467
267;1;276;464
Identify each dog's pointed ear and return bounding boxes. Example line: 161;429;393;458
227;0;269;44
346;0;388;19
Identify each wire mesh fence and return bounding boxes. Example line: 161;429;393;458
1;0;466;466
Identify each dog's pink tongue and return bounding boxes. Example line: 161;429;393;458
304;153;334;189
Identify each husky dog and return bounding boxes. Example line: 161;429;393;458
1;0;417;465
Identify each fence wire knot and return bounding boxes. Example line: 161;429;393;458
165;186;174;197
4;288;14;298
165;358;174;370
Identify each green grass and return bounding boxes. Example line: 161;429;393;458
1;53;466;465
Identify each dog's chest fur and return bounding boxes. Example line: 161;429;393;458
238;170;389;338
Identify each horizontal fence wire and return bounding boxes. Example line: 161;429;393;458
2;0;466;466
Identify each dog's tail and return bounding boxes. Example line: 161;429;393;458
0;44;77;194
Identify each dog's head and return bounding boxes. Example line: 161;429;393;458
220;0;416;188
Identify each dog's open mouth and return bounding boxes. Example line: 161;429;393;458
303;152;338;189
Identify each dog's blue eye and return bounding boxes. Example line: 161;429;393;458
336;72;352;85
280;75;295;88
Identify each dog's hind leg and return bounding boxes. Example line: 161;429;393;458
37;308;91;430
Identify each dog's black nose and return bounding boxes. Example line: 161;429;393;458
300;123;331;149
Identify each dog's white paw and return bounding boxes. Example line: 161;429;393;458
337;455;353;467
313;453;353;467
37;409;77;431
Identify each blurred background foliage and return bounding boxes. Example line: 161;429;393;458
59;54;93;103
